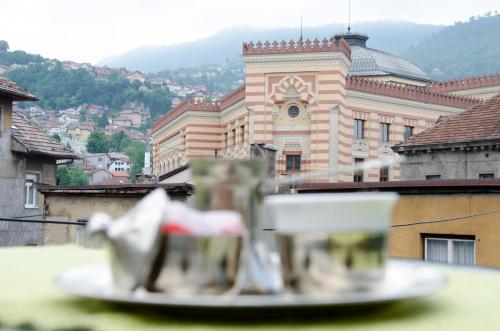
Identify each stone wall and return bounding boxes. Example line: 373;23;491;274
40;186;191;245
400;149;500;180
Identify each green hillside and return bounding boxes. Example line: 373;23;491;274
405;12;500;80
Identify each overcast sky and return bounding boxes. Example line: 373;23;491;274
1;0;499;64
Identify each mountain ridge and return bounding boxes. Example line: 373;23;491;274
100;21;441;73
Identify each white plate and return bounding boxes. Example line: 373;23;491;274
55;261;446;309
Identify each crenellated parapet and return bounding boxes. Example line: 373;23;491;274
347;76;480;109
151;98;220;133
243;37;351;59
426;74;500;92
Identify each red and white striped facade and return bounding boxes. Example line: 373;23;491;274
152;37;489;182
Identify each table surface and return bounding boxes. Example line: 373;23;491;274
1;245;499;331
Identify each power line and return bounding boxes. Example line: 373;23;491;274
0;218;86;226
390;207;500;228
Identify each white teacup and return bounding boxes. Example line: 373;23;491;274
265;192;398;294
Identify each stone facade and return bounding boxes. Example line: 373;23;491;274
39;184;192;245
398;148;500;180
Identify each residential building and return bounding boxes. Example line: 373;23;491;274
81;153;110;169
66;123;95;141
89;168;113;184
99;170;131;185
108;152;131;172
393;95;500;180
124;71;146;83
112;116;132;127
152;32;489;182
119;108;145;127
0;77;76;246
297;180;500;268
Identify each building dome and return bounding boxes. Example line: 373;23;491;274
334;32;430;82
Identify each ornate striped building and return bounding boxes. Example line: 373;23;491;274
151;32;500;183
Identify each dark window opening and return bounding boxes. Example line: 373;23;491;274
353;119;365;139
403;126;414;140
380;166;389;182
353;158;364;182
380;123;390;142
286;155;301;172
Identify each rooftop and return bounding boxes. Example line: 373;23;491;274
394;95;500;149
335;32;430;82
346;76;479;109
109;170;130;177
426;74;500;92
94;177;131;185
38;183;193;197
297;178;500;194
0;77;38;101
11;112;76;159
108;152;130;162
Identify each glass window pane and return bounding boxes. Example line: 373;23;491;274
426;239;448;263
452;240;475;265
294;155;301;170
28;186;34;205
286;156;293;170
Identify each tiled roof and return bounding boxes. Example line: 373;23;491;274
108;152;130;162
94;177;131;185
0;77;38;101
109;170;130;177
395;95;500;148
11;112;76;159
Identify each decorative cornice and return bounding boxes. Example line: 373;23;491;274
243;50;351;68
243;37;351;59
347;76;479;109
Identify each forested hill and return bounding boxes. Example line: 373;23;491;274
0;40;172;121
6;62;171;120
101;21;440;72
405;12;500;80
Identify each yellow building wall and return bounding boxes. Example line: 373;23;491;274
389;194;500;268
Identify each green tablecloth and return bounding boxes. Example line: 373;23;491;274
0;245;499;331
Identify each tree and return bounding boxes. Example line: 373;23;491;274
86;131;109;153
122;140;146;181
52;133;61;142
0;40;9;52
57;166;89;186
108;131;129;151
96;113;109;128
79;108;89;122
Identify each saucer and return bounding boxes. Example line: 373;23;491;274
55;260;446;310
